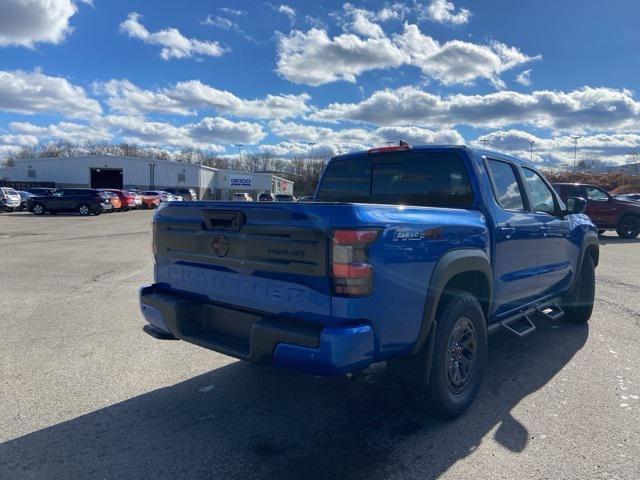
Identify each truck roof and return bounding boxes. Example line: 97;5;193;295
331;144;537;168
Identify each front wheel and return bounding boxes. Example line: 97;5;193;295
405;291;487;418
616;215;640;239
562;255;595;323
78;203;91;216
32;203;45;215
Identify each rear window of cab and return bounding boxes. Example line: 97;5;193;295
316;152;474;208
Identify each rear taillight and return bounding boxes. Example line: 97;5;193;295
331;229;380;297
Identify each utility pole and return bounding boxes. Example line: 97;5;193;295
480;138;489;149
571;135;581;171
307;142;317;160
234;144;244;162
529;140;536;162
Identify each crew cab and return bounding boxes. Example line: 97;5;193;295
140;145;599;417
553;183;640;238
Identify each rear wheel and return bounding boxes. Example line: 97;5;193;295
562;255;595;324
405;291;487;418
78;203;91;216
32;203;45;215
616;215;640;239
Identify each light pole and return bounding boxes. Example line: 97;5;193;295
307;142;317;160
529;140;536;162
571;135;581;171
234;144;244;162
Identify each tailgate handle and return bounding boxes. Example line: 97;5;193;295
203;211;245;231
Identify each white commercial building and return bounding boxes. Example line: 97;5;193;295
0;155;294;200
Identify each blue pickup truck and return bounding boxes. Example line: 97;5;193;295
140;144;599;417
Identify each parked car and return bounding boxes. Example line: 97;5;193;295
25;187;56;197
100;191;122;211
275;194;295;202
0;187;22;212
232;192;253;201
102;189;136;211
127;189;144;208
297;196;315;202
27;188;111;216
553;183;640;238
617;193;640;202
164;188;198;201
17;191;35;211
140;190;175;207
258;192;275;202
140;144;598;418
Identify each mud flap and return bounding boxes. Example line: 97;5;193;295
387;321;437;390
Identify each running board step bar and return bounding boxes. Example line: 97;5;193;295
488;302;565;338
500;310;537;338
536;304;565;321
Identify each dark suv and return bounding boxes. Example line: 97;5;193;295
27;188;111;216
553;183;640;238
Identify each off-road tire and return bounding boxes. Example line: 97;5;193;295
562;255;595;324
405;290;487;418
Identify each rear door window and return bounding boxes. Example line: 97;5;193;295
486;159;526;211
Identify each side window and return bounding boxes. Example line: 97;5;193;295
522;168;557;215
53;190;65;197
585;187;609;202
487;159;526;211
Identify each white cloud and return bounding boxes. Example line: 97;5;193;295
0;0;87;47
278;4;296;19
0;69;102;117
218;7;246;16
201;15;235;30
426;0;470;25
472;129;640;166
276;28;407;86
276;23;538;87
102;115;265;148
9;120;112;144
312;85;640;132
516;69;532;87
0;133;38;147
119;12;227;60
94;79;311;119
267;119;464;155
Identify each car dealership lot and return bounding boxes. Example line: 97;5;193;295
1;211;639;480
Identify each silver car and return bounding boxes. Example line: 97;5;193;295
0;187;21;212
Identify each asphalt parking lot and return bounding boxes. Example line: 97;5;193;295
1;210;639;480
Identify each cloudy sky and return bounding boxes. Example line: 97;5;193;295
0;0;639;165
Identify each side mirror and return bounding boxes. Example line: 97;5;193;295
566;196;587;215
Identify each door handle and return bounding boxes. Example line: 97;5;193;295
499;226;516;238
539;226;550;237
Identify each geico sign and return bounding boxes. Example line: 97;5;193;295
230;177;252;187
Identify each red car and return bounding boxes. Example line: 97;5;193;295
553;183;640;238
103;189;137;211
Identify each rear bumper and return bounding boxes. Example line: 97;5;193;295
139;284;375;376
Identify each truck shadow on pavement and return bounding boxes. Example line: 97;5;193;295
1;321;588;480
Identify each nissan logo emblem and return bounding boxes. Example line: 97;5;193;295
212;235;230;257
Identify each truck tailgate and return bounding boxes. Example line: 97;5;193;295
153;202;335;324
